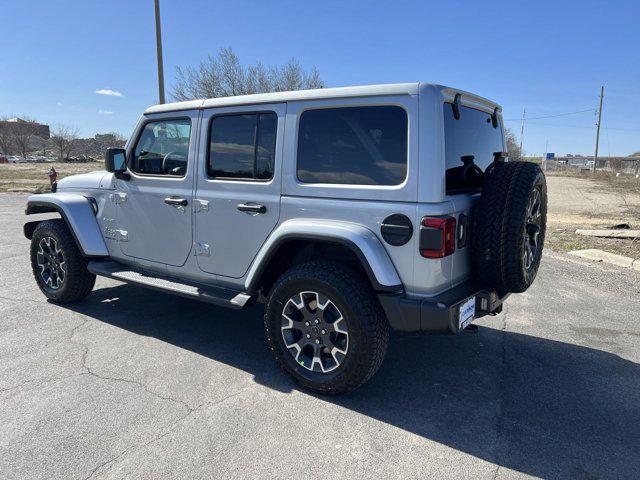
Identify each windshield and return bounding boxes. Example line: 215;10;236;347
444;103;504;193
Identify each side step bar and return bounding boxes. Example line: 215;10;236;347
87;260;253;309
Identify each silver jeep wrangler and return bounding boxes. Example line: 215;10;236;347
24;83;546;394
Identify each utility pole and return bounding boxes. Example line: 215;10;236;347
519;108;526;157
154;0;165;104
593;86;604;172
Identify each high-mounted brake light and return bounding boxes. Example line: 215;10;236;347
420;216;456;258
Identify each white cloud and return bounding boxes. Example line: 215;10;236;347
98;109;115;115
56;102;63;106
95;89;123;97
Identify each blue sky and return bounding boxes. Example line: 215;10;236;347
1;0;639;156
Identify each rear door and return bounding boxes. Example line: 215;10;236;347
194;103;285;278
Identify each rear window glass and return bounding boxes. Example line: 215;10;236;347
444;104;503;190
444;103;504;194
297;106;408;186
208;112;277;180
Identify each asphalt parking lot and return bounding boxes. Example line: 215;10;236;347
1;193;639;480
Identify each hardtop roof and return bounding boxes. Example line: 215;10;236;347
144;82;500;115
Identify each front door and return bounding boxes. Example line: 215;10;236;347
194;103;285;278
117;112;198;267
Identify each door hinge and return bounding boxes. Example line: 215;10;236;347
194;199;209;213
109;192;127;205
194;242;211;256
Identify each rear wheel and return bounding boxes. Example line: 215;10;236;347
264;260;389;395
30;219;96;303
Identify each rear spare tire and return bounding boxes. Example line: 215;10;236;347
472;161;547;294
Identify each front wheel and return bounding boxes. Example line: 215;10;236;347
30;219;96;303
264;261;389;395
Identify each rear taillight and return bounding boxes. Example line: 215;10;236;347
420;216;456;258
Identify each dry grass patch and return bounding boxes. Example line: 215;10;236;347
0;162;100;193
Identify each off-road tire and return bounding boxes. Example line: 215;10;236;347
264;260;389;395
472;161;547;294
30;219;96;303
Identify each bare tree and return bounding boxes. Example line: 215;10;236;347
50;124;79;160
0;116;13;155
173;47;325;101
7;117;42;158
73;132;126;159
37;136;50;156
505;128;524;161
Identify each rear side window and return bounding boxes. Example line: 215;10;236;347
208;112;277;180
297;106;408;186
444;104;504;193
132;119;191;176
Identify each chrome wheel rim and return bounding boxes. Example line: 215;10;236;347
523;188;542;271
281;291;349;373
36;236;66;289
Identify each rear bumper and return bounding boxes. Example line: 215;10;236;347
378;280;508;333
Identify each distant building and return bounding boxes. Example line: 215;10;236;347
551;155;640;174
0;118;50;139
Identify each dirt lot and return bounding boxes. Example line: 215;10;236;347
0;162;99;193
546;172;640;258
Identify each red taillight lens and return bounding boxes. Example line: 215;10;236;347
420;216;456;258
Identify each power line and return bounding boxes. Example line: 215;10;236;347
520;121;638;132
503;108;596;121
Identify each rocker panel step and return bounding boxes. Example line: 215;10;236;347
87;260;251;309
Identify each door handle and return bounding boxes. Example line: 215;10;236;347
237;203;266;214
164;197;188;207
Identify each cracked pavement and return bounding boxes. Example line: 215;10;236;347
1;193;639;479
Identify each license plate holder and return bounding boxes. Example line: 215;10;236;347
458;296;476;331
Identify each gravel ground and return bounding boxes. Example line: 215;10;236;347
545;174;640;258
1;193;639;479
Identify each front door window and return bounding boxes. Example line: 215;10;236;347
131;119;191;176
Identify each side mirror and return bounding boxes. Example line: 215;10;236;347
105;148;130;179
105;148;126;172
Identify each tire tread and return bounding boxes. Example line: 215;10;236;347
472;161;546;293
264;260;389;395
30;219;96;303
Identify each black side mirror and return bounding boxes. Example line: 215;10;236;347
105;148;130;180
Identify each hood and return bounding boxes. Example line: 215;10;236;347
57;171;114;190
